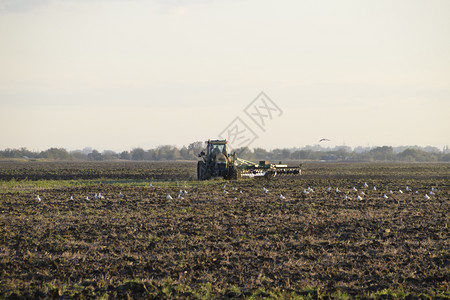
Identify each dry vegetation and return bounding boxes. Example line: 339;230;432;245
0;162;449;299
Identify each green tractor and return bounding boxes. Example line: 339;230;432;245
197;139;301;180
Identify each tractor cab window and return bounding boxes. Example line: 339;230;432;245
210;144;226;157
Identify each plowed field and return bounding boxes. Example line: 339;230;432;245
0;162;448;299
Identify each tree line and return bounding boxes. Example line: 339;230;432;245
1;143;449;162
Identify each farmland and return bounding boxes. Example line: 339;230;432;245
0;161;449;299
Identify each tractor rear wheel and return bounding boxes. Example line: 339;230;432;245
197;161;207;180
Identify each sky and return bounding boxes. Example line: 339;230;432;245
1;0;449;152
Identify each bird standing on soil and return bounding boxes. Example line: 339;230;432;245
263;187;269;194
36;195;41;202
424;194;431;200
167;194;173;200
356;195;363;201
383;194;389;199
279;194;286;200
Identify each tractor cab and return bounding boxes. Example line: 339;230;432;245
198;140;238;180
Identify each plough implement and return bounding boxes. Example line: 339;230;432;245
197;139;301;180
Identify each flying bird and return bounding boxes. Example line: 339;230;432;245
319;138;330;142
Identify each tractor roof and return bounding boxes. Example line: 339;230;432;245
207;139;228;145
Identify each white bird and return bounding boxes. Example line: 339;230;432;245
222;184;227;189
70;196;74;201
352;187;358;192
356;195;363;201
360;191;365;196
177;194;184;200
239;190;243;194
149;183;153;187
232;187;235;191
383;194;389;199
183;190;188;194
398;189;403;194
279;194;286;200
167;194;173;200
405;186;412;192
303;189;309;195
263;187;269;194
335;188;340;193
223;190;228;195
36;195;41;202
429;191;434;195
307;187;314;193
373;186;377;191
94;193;99;199
326;187;332;192
363;182;369;188
389;190;394;195
431;187;437;192
415;191;419;194
424;194;431;200
343;195;350;200
86;196;90;201
119;192;124;198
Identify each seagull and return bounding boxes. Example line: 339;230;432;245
326;187;332;192
429;191;434;195
177;194;184;200
373;186;377;191
36;195;41;202
303;189;309;195
383;194;389;199
389;190;394;195
319;138;330;142
119;192;124;198
335;187;340;193
239;190;243;194
398;189;403;194
70;196;74;201
356;195;363;201
86;196;90;201
279;194;286;200
405;186;412;192
263;187;269;194
343;195;351;200
149;183;153;187
352;187;358;192
360;191;365;196
424;194;431;200
363;182;369;188
223;190;228;195
167;194;173;200
307;187;314;193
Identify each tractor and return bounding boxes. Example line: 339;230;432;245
197;139;301;180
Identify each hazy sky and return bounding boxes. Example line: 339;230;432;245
1;0;449;152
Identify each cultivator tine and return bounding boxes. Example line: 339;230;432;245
272;166;301;177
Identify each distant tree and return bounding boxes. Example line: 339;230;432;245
40;148;70;160
188;141;205;159
70;150;88;161
131;148;145;160
369;146;394;161
253;148;269;160
120;151;131;160
102;150;118;160
88;150;103;161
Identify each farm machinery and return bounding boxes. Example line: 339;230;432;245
197;139;301;180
